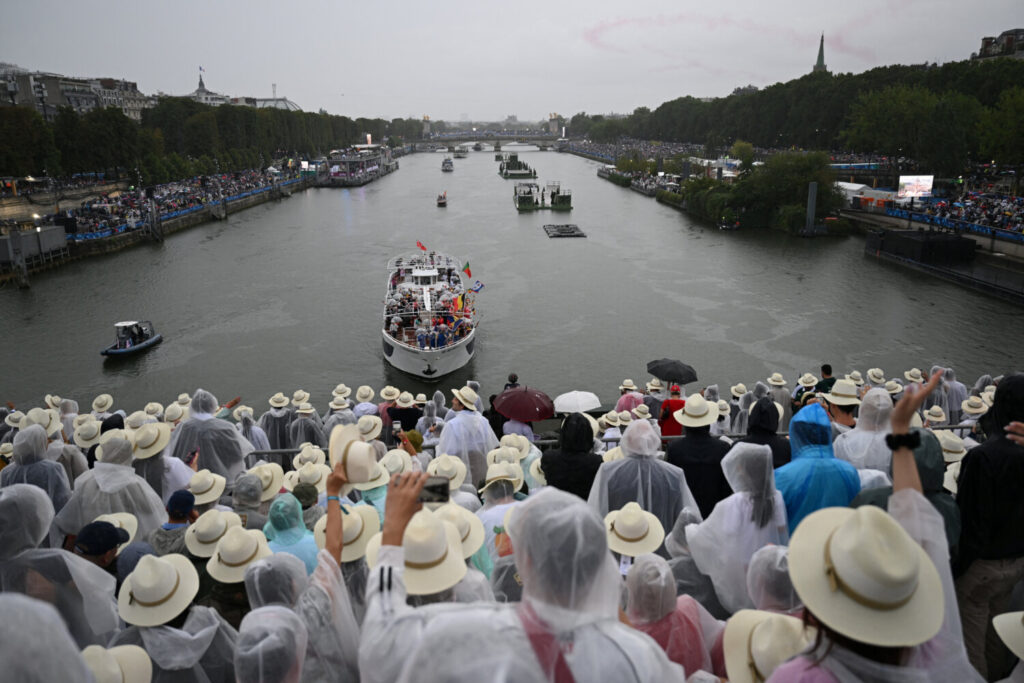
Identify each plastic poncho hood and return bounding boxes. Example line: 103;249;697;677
264;494;312;546
0;594;94;682
833;388;893;472
0;483;55;558
235;605;309;683
245;553;309;608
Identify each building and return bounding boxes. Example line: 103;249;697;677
188;74;229;106
812;34;828;73
1;64;150;122
972;28;1024;61
89;78;149;121
228;96;301;111
547;113;561;134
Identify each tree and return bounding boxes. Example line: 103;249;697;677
0;106;58;177
980;86;1024;193
728;140;755;175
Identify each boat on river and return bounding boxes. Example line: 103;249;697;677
437;192;447;207
472;142;483;152
513;182;572;212
498;153;537;179
453;146;469;158
381;252;477;379
101;321;162;356
442;157;454;172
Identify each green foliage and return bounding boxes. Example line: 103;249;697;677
655;189;684;206
980;86;1024;192
728;140;755;174
0;106;59;176
773;204;808;233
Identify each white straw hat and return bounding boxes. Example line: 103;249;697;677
95;430;130;462
632;404;652;420
92;394;114;413
718;400;732;417
364;509;467;595
163;403;184;423
499;433;530;459
619;379;637;391
328;396;350;411
603;411;620;427
231;404;253;422
330;430;378;487
144;402;164;417
933;430;967;463
866;368;886;384
247;463;285;502
617;410;632;426
396;391;416;408
797;373;818;388
73;413;96;429
188;469;227;506
724;610;815;683
602;446;625;463
355;385;375;403
24;407;62;438
944;460;962;495
788;505;943;647
185;509;243;558
427;453;468;490
0;443;11;460
731;383;748;398
993;611;1024;663
923;406;946;424
351;460;391;491
44;393;62;410
434;502;486;558
268;392;289;408
176;393;191;407
767;373;787;387
529;457;547;486
94;512;138;555
821;379;862;407
846;370;865;386
904;368;925;383
486;446;521;468
291;390;310;407
295;402;316;416
415;393;428;405
357;415;383;441
131;422;172;460
885;380;904;395
118;554;199;627
380;386;401;402
81;644;152;683
292;445;327;469
646;378;664;392
674;394;719;428
125;411;149;433
451;386;479;411
380;449;413;476
478;461;524;493
74;420;103;449
207;526;272;583
4;411;23;428
332;383;352;399
604;502;665;556
961;396;988;415
284;462;332;493
313;503;380;561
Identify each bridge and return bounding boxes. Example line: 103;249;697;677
414;133;561;151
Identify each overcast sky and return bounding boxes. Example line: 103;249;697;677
3;0;1020;122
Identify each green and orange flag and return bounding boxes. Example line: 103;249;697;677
462;262;471;278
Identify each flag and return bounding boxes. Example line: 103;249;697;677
455;294;464;310
470;280;485;293
462;262;471;278
416;241;427;251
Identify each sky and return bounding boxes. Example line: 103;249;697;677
2;0;1021;122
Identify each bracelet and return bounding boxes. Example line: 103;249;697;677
326;495;341;503
885;432;921;451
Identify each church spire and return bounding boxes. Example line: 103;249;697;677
813;33;827;73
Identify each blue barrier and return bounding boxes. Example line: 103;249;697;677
885;208;1024;244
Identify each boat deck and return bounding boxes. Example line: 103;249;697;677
544;224;587;238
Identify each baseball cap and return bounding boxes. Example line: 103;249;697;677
75;521;130;556
670;385;681;393
167;490;196;518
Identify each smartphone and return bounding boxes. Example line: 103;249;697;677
418;475;450;504
392;422;402;434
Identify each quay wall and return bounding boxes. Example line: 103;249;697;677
0;181;130;222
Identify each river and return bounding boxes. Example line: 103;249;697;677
2;146;1022;410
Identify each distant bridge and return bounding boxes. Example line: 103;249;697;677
417;133;560;148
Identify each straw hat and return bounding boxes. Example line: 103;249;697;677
646;378;664;392
188;469;227;506
633;404;652;420
602;446;624;463
94;512;138;554
961;395;988;416
529;458;547;486
846;370;865;386
797;374;819;389
118;554;199;627
125;411;149;433
207;527;272;583
3;411;23;428
396;391;416;408
351;460;390;491
884;380;904;396
73;413;95;429
291;390;311;407
674;394;719;428
415;393;428;405
355;386;375;403
328;396;350;411
427;453;468;490
724;610;815;683
131;423;172;460
81;644;152;683
994;612;1024;663
435;502;485;558
248;463;285;502
717;400;731;417
933;430;967;463
144;402;163;417
0;443;12;460
380;386;401;402
93;394;114;413
451;386;479;411
866;368;886;384
923;406;946;424
380;449;413;476
95;430;129;461
603;411;620;427
313;503;380;561
292;445;327;469
332;383;352;399
232;404;253;422
284;462;332;493
74;420;104;449
486;446;521;468
788;505;943;647
821;379;862;407
268;392;289;408
357;415;383;441
619;379;638;391
904;368;925;383
295;402;316;416
478;461;524;493
731;383;748;398
499;433;530;459
364;509;468;595
767;373;787;387
617;410;633;426
24;407;62;438
329;426;378;485
185;509;243;558
944;460;962;495
163;403;184;423
604;502;665;556
44;394;62;410
176;393;191;407
982;389;996;407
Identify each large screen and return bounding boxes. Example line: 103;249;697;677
897;175;934;198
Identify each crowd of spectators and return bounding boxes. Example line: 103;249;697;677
927;192;1024;233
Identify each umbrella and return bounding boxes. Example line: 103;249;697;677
646;358;698;385
493;386;554;423
553;390;601;414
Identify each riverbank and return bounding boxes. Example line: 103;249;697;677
0;181;130;222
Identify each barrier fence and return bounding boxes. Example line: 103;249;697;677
885;207;1024;244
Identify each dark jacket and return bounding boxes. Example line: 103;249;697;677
742;397;792;468
540;413;603;500
664;427;733;518
955;374;1024;575
387;405;423;432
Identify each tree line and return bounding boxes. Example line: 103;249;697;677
0;98;424;183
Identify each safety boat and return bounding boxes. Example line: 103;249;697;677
382;252;478;379
441;157;454;172
437;192;447;207
101;321;163;356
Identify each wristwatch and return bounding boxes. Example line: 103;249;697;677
885;432;921;451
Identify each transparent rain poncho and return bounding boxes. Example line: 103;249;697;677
238;412;272;453
52;436;167;540
109;605;238;682
435;409;500;486
432;390;450;420
924;365;950;416
0;483;120;647
246;553;309;608
59;399;79;440
288;417;326;452
733;391;756;436
944;368;968;426
625;554;723;676
686;443;788;613
233;473;269;530
775;403;860;533
166;390;253;483
664;507;730;620
322;410;357;442
0;424;71;516
746;544;801;614
588;420;700;545
259;407;293;451
833;388;894;471
264;494;320;574
46;441;88;490
971;374;993;398
415;402;444;440
0;593;94;683
235;605;309;683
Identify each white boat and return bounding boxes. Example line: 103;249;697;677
381;252;478;379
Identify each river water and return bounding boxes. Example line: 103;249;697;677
3;147;1022;410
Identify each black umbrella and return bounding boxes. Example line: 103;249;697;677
646;358;698;385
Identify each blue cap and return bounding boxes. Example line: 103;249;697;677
167;489;196;518
75;521;129;555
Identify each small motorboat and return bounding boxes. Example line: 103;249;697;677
101;320;163;356
437;192;447;207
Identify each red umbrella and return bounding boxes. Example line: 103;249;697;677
493;386;554;422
